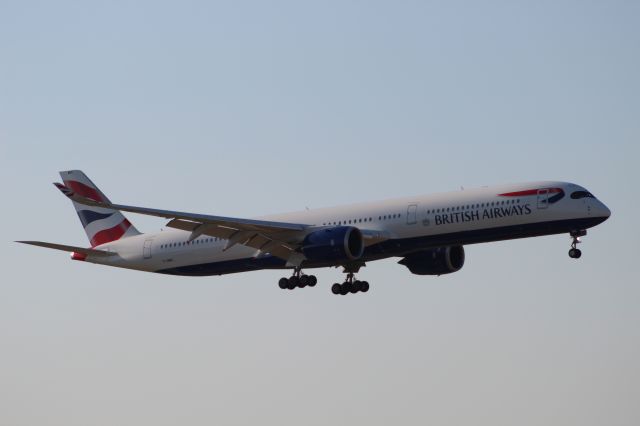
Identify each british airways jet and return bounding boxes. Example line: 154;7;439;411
18;170;611;295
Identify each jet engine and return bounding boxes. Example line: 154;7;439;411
398;246;465;275
302;226;364;263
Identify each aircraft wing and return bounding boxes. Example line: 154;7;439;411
54;182;311;263
54;182;391;265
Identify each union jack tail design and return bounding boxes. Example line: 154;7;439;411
56;170;140;247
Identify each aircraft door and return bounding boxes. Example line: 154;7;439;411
407;204;418;225
143;239;153;259
537;189;549;209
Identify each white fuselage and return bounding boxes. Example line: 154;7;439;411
82;181;611;276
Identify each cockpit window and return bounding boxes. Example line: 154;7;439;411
570;191;595;199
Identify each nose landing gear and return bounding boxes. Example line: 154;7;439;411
569;229;586;259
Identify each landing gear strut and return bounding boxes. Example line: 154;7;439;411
568;229;586;259
331;271;369;296
278;268;317;290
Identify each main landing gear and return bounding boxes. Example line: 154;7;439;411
278;269;317;290
278;263;370;295
331;272;369;296
569;229;587;259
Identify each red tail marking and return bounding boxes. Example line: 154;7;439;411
64;180;107;203
90;219;132;247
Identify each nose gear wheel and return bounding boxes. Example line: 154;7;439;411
568;230;586;259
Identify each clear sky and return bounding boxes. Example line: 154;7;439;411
1;1;638;425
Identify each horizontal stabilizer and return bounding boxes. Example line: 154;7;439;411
16;241;115;257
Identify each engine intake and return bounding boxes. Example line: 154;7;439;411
398;246;465;275
302;226;364;263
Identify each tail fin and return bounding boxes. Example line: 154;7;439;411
56;170;140;247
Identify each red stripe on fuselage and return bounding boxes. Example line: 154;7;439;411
90;219;131;247
64;180;107;203
498;188;562;197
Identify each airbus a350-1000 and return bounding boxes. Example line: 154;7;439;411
18;170;611;295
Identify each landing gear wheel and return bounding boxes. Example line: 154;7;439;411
299;275;309;288
339;284;349;295
331;283;341;295
569;248;582;259
361;281;369;292
308;275;317;287
278;277;289;289
288;276;299;289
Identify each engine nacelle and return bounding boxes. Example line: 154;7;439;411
302;226;364;263
398;246;465;275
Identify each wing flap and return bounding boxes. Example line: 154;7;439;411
166;219;294;260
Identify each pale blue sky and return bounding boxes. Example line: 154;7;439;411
1;1;639;425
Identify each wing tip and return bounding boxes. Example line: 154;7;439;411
53;182;74;197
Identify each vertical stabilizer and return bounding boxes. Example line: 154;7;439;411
57;170;140;247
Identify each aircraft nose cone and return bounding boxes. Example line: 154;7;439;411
600;202;611;219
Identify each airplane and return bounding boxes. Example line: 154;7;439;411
17;170;611;296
